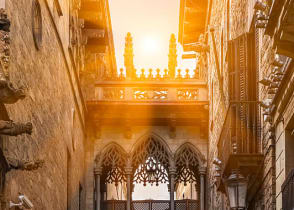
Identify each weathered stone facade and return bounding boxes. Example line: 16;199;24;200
179;0;294;209
0;0;115;209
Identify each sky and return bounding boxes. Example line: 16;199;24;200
109;0;196;72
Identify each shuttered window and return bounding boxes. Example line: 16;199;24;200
227;32;259;153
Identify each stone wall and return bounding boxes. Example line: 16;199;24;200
0;0;87;209
205;0;275;209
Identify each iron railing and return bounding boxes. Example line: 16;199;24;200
282;169;294;210
217;103;261;172
101;200;199;210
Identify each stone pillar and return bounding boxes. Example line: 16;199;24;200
94;167;102;210
169;169;176;210
169;158;176;210
125;159;133;210
199;167;207;210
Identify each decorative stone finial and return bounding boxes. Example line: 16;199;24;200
124;32;134;78
168;34;177;78
0;120;33;136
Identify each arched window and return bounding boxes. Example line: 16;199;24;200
132;137;170;186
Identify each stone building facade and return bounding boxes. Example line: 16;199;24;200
0;0;115;209
179;0;294;209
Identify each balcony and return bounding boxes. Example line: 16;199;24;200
217;103;263;188
87;69;208;129
282;168;294;210
88;69;208;105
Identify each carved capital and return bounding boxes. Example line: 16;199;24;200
125;157;133;175
0;120;33;136
94;167;102;175
199;166;207;175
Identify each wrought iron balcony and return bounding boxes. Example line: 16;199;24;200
217;103;263;179
282;169;294;210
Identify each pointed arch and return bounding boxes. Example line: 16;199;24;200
95;142;128;186
174;143;206;185
130;132;172;157
131;133;172;186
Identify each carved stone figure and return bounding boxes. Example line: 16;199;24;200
0;9;26;104
0;9;10;32
7;157;44;171
0;80;26;104
0;120;32;136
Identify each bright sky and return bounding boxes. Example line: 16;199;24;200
109;0;196;71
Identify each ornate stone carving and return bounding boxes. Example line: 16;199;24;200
0;9;10;32
0;10;26;104
103;88;125;100
7;158;44;171
0;80;25;104
132;137;170;186
133;88;168;100
177;89;199;100
98;145;127;186
175;144;203;185
0;120;32;136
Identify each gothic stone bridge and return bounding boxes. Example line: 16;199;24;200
86;34;209;210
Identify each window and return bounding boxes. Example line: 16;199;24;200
32;0;42;50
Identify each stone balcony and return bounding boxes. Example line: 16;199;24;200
89;68;208;105
87;68;209;129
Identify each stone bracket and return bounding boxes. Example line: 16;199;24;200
0;120;33;136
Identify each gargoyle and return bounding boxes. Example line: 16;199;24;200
7;158;44;171
0;9;10;32
0;120;32;136
0;80;26;104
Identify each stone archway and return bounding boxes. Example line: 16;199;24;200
174;143;207;210
94;136;207;210
131;135;172;187
94;143;128;210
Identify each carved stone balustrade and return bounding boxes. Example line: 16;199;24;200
87;71;208;132
92;80;207;103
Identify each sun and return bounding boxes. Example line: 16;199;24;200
141;37;159;53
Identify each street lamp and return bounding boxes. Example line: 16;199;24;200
224;170;248;210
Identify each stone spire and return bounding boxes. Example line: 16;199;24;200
124;32;134;78
168;33;177;78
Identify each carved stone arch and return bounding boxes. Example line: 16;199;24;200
174;143;206;185
95;142;128;186
130;133;172;186
130;132;173;157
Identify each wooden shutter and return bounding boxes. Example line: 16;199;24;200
228;33;258;153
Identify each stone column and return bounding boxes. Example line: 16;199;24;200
169;158;176;210
94;167;102;210
125;159;133;210
199;167;207;210
169;169;176;210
